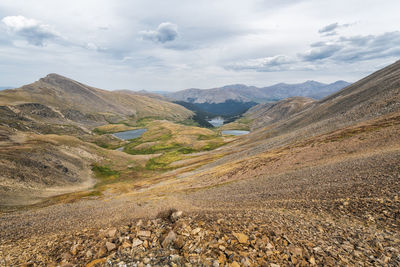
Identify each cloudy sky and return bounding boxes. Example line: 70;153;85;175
1;0;400;91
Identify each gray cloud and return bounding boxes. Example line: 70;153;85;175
228;31;400;72
2;15;59;46
226;55;313;72
318;23;339;33
139;22;178;43
301;44;342;61
318;22;351;36
334;31;400;62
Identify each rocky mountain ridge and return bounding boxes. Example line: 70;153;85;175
0;74;193;129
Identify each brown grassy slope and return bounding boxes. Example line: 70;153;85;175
245;96;316;130
0;74;193;124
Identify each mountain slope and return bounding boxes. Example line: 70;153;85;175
0;74;193;127
167;80;350;104
246;97;316;130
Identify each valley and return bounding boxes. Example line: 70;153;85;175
0;61;399;266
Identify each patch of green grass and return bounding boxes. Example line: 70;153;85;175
177;147;197;154
93;128;107;135
125;142;182;155
91;164;123;187
134;117;164;127
145;151;185;170
92;164;120;179
201;141;226;151
197;134;218;140
178;119;200;127
93;141;119;149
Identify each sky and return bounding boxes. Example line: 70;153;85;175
0;0;400;91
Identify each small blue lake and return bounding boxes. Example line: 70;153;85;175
221;130;250;136
112;129;147;140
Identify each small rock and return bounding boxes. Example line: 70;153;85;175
174;235;185;249
241;257;251;266
162;231;177;248
122;241;131;248
169;254;182;262
61;252;72;261
233;232;249;244
107;228;117;238
86;250;93;258
70;244;80;256
191;228;201;235
288;246;303;257
171;211;183;222
86;258;107;267
132;238;143;247
106;242;116;252
97;246;107;257
143;257;151;264
138;230;151;238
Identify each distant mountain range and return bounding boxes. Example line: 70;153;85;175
0;86;13;91
166;80;351;104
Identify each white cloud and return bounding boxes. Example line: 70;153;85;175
2;15;59;46
139;22;178;43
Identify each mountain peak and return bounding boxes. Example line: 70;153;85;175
304;80;325;85
39;73;75;85
43;73;69;80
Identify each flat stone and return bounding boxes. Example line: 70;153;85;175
132;238;143;247
233;232;249;244
106;242;116;252
138;230;151;238
107;229;117;238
